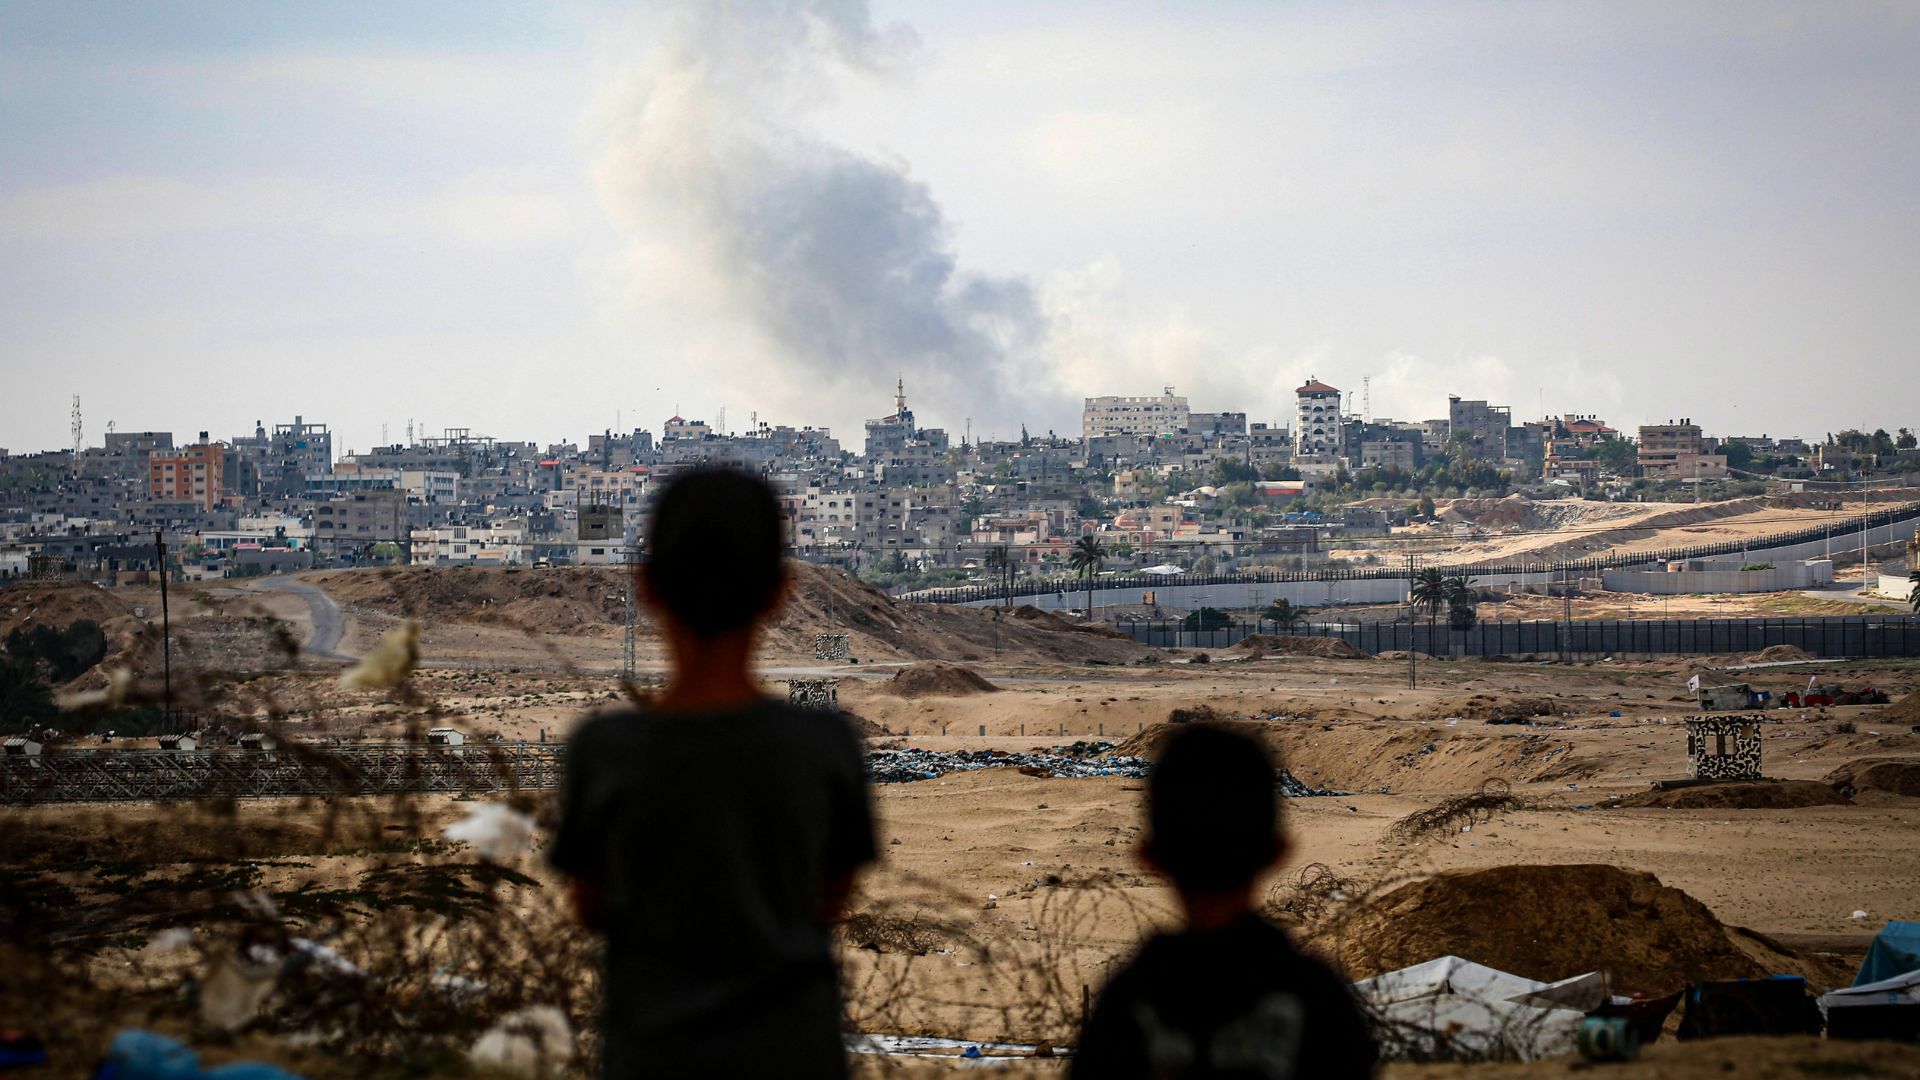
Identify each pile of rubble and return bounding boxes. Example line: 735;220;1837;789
865;745;1340;796
866;746;1148;784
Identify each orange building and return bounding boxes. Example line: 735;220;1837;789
149;438;225;509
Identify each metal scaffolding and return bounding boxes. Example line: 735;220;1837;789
0;744;565;805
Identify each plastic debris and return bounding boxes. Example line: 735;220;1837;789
469;1006;573;1077
145;928;194;955
1852;910;1870;919
443;803;540;862
97;1029;303;1079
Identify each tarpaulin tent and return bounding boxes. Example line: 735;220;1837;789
1676;976;1821;1039
1821;967;1920;1042
1140;564;1187;576
1352;955;1609;1062
1856;921;1920;987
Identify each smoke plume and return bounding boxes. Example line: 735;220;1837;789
594;0;1067;437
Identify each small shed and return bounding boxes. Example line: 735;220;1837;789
3;736;44;757
1690;677;1756;712
238;733;279;751
787;679;839;711
158;733;198;751
1685;716;1762;781
427;727;466;747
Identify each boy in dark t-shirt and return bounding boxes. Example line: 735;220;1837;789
550;469;876;1077
1073;726;1376;1079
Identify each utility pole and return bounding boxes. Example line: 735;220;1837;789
622;542;638;682
1561;563;1572;664
1405;552;1417;689
155;531;172;729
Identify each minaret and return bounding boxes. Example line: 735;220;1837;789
895;376;907;416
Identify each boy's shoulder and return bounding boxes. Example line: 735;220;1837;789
569;700;866;754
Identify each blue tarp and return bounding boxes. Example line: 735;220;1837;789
1856;921;1920;987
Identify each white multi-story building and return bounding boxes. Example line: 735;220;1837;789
1294;378;1343;458
1082;388;1190;440
409;524;527;566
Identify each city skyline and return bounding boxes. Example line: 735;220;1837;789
4;1;1917;454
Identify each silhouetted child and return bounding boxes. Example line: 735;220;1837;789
550;469;876;1077
1073;725;1376;1078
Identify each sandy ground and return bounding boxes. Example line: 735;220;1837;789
10;557;1920;1076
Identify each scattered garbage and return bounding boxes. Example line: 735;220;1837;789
864;746;1340;795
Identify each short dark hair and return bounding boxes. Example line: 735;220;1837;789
1146;725;1280;892
643;469;787;637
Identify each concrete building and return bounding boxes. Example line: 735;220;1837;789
1639;420;1728;480
313;490;407;555
149;436;225;510
1083;388;1191;441
273;416;332;476
1294;379;1343;458
662;416;712;442
1447;397;1511;460
1187;411;1248;438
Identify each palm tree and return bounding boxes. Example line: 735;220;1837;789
1264;597;1297;635
1069;535;1107;619
1445;574;1477;630
1411;567;1449;637
1909;569;1920;614
984;545;1013;607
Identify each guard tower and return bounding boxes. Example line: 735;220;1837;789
1684;716;1762;781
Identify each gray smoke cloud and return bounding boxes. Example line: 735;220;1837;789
594;0;1067;437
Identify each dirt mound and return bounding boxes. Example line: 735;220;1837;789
313;564;1154;666
1868;692;1920;728
1825;758;1920;797
0;582;150;687
1615;780;1851;810
1229;635;1368;660
1112;713;1247;757
1318;865;1771;995
1409;694;1557;723
1750;645;1814;663
881;662;1000;698
1005;604;1135;640
0;582;135;642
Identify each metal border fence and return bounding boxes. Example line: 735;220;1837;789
0;743;564;805
1116;615;1920;659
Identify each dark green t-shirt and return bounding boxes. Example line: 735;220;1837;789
550;700;876;1077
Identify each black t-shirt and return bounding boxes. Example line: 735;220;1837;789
549;700;877;1077
1072;915;1377;1080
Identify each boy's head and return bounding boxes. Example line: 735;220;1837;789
642;468;788;638
1144;724;1285;894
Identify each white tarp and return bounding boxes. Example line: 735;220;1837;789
1352;955;1608;1062
1140;564;1187;576
1820;967;1920;1012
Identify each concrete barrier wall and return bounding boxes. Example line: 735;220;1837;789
1603;562;1832;595
955;516;1920;612
1878;571;1915;601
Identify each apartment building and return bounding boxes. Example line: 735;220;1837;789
1294;379;1342;457
148;436;225;510
1083;389;1190;440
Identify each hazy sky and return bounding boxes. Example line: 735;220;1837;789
2;1;1916;457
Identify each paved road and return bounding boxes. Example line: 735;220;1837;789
1796;582;1911;610
257;576;352;661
